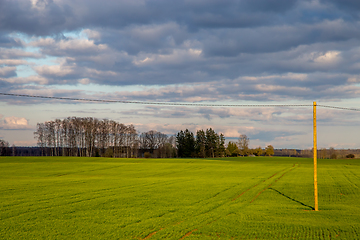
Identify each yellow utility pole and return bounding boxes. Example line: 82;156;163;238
313;102;318;211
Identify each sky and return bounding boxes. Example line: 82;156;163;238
1;0;360;149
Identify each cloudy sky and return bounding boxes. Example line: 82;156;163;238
1;0;360;149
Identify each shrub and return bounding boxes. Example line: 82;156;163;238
346;153;355;159
144;152;151;158
105;148;114;158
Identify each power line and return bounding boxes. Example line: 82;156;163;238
0;92;311;107
317;104;360;112
1;92;360;111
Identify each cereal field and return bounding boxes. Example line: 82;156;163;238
0;156;359;239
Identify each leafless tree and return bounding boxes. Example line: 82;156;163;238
34;117;171;158
238;134;250;156
34;123;46;156
0;140;10;156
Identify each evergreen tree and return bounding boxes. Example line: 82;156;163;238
218;133;226;157
196;129;206;158
176;129;195;157
205;128;218;158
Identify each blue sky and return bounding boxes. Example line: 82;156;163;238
1;0;360;149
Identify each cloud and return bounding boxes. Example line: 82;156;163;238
2;0;360;149
2;70;360;106
1;1;360;95
0;0;300;37
0;0;73;36
0;87;87;105
0;33;24;48
0;59;27;66
0;47;42;60
251;130;304;142
130;121;305;146
202;19;360;57
31;37;108;56
100;22;189;55
0;66;17;77
0;116;33;130
322;0;360;10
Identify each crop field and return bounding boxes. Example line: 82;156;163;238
0;156;359;239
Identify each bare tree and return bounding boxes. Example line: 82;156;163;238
156;131;168;158
238;134;250;156
34;123;46;156
0;140;10;156
33;117;154;159
127;125;138;158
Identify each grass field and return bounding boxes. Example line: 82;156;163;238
0;156;359;239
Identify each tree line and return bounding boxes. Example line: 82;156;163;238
34;117;176;158
0;140;11;156
176;128;226;158
3;119;358;158
32;117;275;158
176;130;275;158
227;134;275;157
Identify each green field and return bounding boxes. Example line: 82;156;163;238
0;157;359;239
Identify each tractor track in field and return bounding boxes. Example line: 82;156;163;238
232;164;297;202
179;229;198;240
1;178;190;222
179;165;299;239
140;164;300;240
250;165;298;203
183;164;299;239
141;228;164;240
1;178;183;211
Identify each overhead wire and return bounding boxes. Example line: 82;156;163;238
0;92;311;107
316;104;360;112
1;92;360;111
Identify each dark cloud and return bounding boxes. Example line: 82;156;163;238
1;0;360;103
0;0;300;37
0;0;73;36
3;0;360;149
202;20;360;57
322;0;360;10
97;23;190;55
243;0;298;13
0;33;23;48
0;67;17;78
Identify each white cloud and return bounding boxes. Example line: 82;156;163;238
35;64;75;77
0;116;33;130
313;51;341;63
0;47;41;59
131;122;258;137
0;59;27;66
30;37;55;47
30;37;108;54
1;75;49;84
133;48;202;66
82;29;102;40
58;38;107;52
30;0;51;10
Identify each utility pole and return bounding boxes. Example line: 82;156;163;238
313;102;318;211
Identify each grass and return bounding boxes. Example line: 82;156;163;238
0;156;359;239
